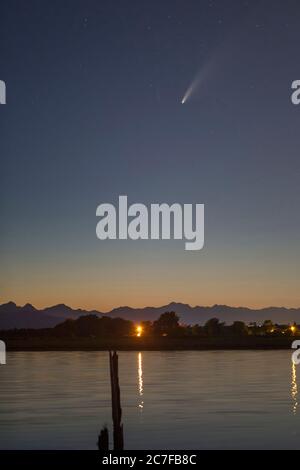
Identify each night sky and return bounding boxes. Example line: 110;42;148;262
1;0;300;310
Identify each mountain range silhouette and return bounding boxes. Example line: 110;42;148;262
1;301;300;330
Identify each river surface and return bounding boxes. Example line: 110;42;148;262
0;350;299;449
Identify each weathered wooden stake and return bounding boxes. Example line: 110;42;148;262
98;350;124;450
98;425;109;450
109;350;124;450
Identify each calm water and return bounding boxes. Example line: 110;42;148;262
0;350;299;449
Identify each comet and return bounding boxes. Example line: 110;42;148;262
181;19;250;104
181;57;216;104
181;75;202;104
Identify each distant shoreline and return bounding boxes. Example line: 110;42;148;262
3;336;297;351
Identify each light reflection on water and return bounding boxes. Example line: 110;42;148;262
1;350;300;449
138;352;144;411
291;361;298;415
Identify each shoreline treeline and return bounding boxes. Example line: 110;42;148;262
0;312;298;339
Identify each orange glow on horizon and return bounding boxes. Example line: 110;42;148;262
136;325;143;337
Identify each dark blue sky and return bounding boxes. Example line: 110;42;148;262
1;0;300;309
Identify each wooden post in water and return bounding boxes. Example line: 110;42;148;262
109;350;124;450
98;425;109;450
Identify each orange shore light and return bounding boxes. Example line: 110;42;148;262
136;325;143;337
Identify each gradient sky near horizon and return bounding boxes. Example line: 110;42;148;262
1;0;300;311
